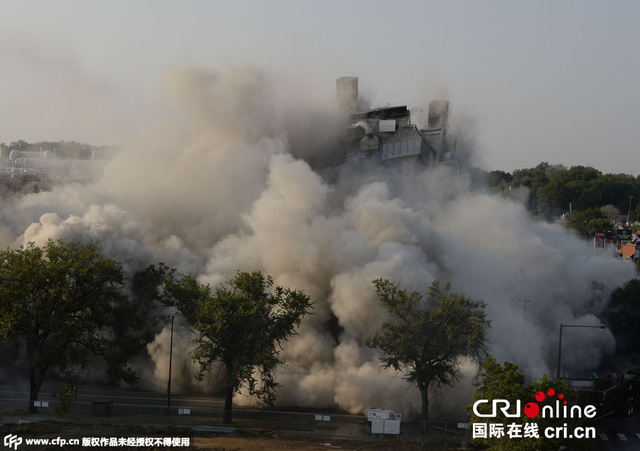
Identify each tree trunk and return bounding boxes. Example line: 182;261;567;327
28;366;41;414
223;383;233;424
223;359;234;424
420;385;429;421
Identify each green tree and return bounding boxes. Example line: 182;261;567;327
487;170;513;189
536;166;600;218
0;240;137;413
9;140;28;150
585;218;611;238
633;204;640;224
466;358;591;451
128;263;176;345
566;208;606;238
366;279;490;420
605;279;640;352
512;165;550;216
587;174;637;211
162;270;312;423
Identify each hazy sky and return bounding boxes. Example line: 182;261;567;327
0;0;638;173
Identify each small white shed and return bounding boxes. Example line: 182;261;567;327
367;408;402;435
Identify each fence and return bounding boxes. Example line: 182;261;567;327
0;397;470;442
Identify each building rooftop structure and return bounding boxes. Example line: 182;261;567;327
381;125;436;165
337;76;458;174
619;242;637;261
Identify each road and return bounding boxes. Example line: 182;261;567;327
595;410;640;451
0;385;226;411
7;385;636;447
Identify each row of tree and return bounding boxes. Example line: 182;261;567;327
0;239;491;422
475;162;640;224
1;239;630;449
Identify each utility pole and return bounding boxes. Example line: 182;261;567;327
628;196;634;226
166;313;177;415
522;299;530;374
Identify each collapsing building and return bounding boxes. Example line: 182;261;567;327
1;78;457;180
337;76;459;174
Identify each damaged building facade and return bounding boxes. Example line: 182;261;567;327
337;76;459;175
0;77;459;182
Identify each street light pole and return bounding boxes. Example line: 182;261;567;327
166;312;177;415
556;325;563;380
556;324;605;379
521;299;531;373
628;196;634;226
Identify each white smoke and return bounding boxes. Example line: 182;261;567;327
0;66;633;419
21;204;151;274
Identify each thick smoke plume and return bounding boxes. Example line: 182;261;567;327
0;66;632;418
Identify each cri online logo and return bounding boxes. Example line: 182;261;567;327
472;388;597;419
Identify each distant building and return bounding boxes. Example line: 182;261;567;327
619;242;639;262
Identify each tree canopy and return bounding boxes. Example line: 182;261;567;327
483;162;640;223
162;270;312;423
565;208;611;238
0;240;137;413
366;279;490;420
605;278;640;353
